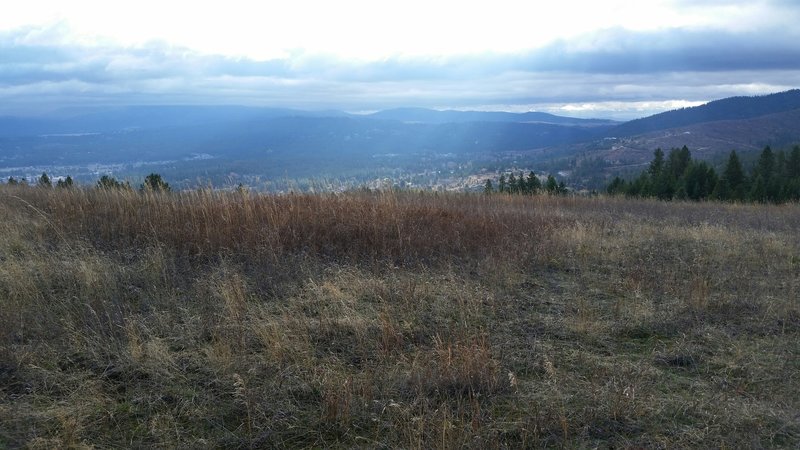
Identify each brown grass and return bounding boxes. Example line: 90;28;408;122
1;185;798;448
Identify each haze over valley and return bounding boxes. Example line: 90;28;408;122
2;1;799;191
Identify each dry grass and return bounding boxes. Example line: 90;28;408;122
1;185;798;448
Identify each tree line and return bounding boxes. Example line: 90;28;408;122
607;145;800;203
483;172;567;195
5;173;171;192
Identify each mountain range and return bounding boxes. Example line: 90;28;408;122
0;89;798;189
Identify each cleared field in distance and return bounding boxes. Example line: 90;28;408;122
1;187;798;448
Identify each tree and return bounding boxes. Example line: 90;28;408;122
508;173;518;194
787;145;800;179
606;176;626;195
56;176;74;189
667;146;692;181
626;172;649;197
545;175;558;193
515;172;527;194
648;148;665;177
722;150;746;201
498;174;507;193
38;172;52;188
7;176;18;185
749;175;767;203
754;146;775;181
141;173;171;192
97;175;126;190
483;179;494;194
527;171;541;193
682;161;717;200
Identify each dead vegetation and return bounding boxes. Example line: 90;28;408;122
1;186;798;448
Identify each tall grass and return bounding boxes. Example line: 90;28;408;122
1;185;798;448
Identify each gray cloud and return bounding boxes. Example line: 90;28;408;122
1;24;799;118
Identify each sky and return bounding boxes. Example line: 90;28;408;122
1;0;799;119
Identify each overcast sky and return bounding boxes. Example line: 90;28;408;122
2;0;799;119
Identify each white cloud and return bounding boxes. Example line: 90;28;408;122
4;0;798;60
1;2;799;118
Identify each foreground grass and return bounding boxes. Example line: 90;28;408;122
1;186;798;448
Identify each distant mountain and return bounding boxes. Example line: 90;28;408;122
366;107;617;126
0;106;613;185
610;89;800;137
597;109;800;165
3;92;798;190
0;105;350;137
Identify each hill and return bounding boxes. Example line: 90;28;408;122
2;91;799;191
609;89;800;137
543;90;800;187
1;186;798;448
366;107;617;126
0;107;611;188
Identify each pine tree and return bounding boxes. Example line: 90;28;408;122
483;179;494;194
722;150;746;200
98;175;125;190
667;146;692;181
682;161;717;200
508;173;518;194
755;146;775;181
527;171;541;193
38;172;52;188
142;173;171;192
517;172;528;194
788;146;800;179
606;176;626;195
498;174;507;193
545;175;558;193
750;175;767;203
56;176;74;189
648;148;665;177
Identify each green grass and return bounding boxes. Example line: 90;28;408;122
1;186;798;448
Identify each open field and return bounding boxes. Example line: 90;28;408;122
1;186;798;448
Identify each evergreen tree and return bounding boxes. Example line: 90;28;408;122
545;175;558;193
667;146;692;181
754;146;775;181
498;174;507;193
38;172;52;188
750;175;767;203
141;173;171;192
56;176;74;189
508;173;518;194
682;161;717;200
527;171;541;193
518;172;528;194
786;146;800;201
648;148;665;177
606;176;626;195
98;175;125;190
722;150;746;200
787;146;800;179
7;177;18;185
483;179;494;194
626;172;649;197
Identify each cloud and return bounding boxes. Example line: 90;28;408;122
1;23;799;118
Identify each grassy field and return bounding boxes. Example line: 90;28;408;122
1;186;798;448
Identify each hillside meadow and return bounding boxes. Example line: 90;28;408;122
0;186;798;448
